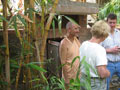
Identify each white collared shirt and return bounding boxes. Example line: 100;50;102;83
101;28;120;62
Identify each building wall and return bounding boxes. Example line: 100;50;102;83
86;0;96;3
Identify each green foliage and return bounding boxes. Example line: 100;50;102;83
35;0;53;12
58;15;62;34
0;15;8;22
30;76;66;90
26;56;98;90
0;80;8;86
0;15;8;29
52;19;56;38
26;62;47;73
0;45;8;88
69;56;91;90
98;0;120;23
0;0;97;90
51;15;80;38
17;14;27;27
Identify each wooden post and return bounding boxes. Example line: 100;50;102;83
78;15;87;28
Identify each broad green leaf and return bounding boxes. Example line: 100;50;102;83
0;80;8;85
58;15;62;34
0;45;6;48
0;15;8;22
71;56;80;68
10;64;19;68
30;78;40;82
63;15;78;25
8;15;15;25
52;19;55;38
41;72;48;84
13;15;22;44
13;15;18;34
17;14;27;26
26;63;47;72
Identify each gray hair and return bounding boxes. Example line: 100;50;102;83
66;22;73;30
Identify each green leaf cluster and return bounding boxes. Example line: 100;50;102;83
98;0;120;24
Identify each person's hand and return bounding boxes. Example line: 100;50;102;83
110;46;120;54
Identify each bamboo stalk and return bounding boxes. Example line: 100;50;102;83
15;0;30;89
29;0;38;62
40;0;59;68
41;0;45;36
23;1;29;88
35;41;41;62
24;21;31;89
15;57;23;90
22;0;34;89
3;0;11;90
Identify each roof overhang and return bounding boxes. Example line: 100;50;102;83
56;0;99;15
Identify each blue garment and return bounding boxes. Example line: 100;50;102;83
107;61;120;90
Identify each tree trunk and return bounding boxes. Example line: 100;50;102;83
3;0;11;90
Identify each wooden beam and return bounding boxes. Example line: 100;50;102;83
56;0;99;14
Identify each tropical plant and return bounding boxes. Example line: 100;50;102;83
98;0;120;24
0;0;62;89
27;55;98;90
0;0;98;90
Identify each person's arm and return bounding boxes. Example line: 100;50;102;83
97;65;110;78
59;40;70;78
96;48;110;78
106;46;120;54
59;41;67;65
101;40;120;54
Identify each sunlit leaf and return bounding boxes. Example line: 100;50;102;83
64;15;78;25
58;15;62;34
